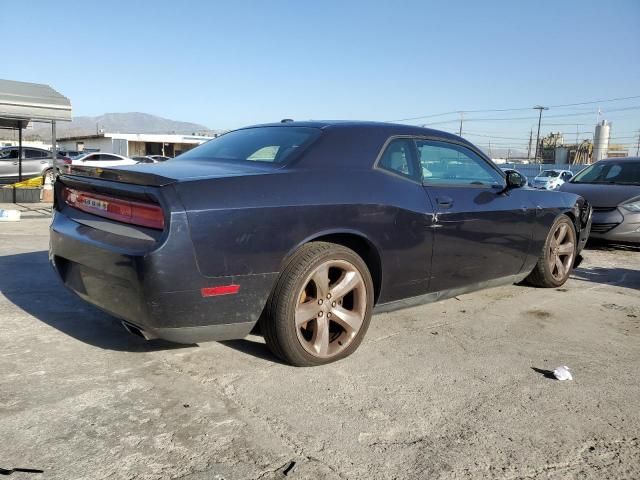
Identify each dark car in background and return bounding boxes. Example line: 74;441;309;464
560;157;640;243
49;122;591;366
0;146;69;183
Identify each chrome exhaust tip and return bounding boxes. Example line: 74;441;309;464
121;321;157;340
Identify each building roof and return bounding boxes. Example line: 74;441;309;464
58;132;213;144
0;79;72;128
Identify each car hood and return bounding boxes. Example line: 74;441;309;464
559;182;640;207
66;159;277;186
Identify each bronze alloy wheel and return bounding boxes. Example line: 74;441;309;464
262;241;374;366
547;221;576;282
294;259;367;358
526;214;577;288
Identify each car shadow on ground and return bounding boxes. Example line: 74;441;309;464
0;250;194;352
571;265;640;291
585;239;640;253
219;338;287;365
572;240;640;290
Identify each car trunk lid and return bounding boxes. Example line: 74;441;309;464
67;159;276;187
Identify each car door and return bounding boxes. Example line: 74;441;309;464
77;153;106;167
23;148;49;177
416;138;534;292
96;154;135;167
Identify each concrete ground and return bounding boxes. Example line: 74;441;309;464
1;210;639;480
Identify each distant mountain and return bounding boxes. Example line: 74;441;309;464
19;112;213;140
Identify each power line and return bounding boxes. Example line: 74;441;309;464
387;94;640;123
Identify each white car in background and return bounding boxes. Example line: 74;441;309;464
71;152;138;168
531;169;574;190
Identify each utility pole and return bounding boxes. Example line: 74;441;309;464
488;140;492;158
533;105;549;163
458;111;464;136
636;130;640;156
527;129;533;160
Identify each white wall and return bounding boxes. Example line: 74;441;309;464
57;137;113;153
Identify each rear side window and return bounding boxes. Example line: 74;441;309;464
178;126;321;164
378;138;419;180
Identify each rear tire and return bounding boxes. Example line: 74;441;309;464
262;242;374;367
526;215;577;288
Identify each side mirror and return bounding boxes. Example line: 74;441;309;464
506;171;527;189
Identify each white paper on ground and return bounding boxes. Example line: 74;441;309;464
0;209;21;221
553;365;573;381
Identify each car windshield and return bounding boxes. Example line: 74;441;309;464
571;160;640;185
538;170;560;178
177;126;321;164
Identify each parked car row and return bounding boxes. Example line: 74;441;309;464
0;146;70;183
0;147;174;183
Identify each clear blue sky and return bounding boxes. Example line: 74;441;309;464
3;0;640;151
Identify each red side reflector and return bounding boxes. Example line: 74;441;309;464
62;186;165;230
201;285;240;297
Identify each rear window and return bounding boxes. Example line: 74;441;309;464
177;126;321;164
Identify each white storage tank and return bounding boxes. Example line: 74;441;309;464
593;120;610;162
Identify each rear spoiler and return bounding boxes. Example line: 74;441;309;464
64;165;176;187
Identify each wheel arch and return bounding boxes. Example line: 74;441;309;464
281;229;383;304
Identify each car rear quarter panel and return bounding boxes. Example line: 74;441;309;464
174;169;435;304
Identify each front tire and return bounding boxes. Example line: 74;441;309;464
262;242;374;367
526;215;577;287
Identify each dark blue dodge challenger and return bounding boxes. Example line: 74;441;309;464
50;121;592;366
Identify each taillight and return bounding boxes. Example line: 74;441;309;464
62;187;165;230
62;158;72;164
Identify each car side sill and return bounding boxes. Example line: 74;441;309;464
374;272;530;314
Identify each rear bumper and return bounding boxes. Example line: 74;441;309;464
50;209;277;343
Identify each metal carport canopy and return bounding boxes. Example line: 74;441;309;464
0;78;71;127
0;78;71;190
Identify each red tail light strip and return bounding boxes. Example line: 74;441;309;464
201;285;241;297
62;187;165;230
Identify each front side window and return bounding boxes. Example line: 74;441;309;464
378;138;419;180
0;148;18;160
178;126;321;164
416;140;502;186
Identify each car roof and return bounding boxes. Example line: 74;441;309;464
238;120;463;141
